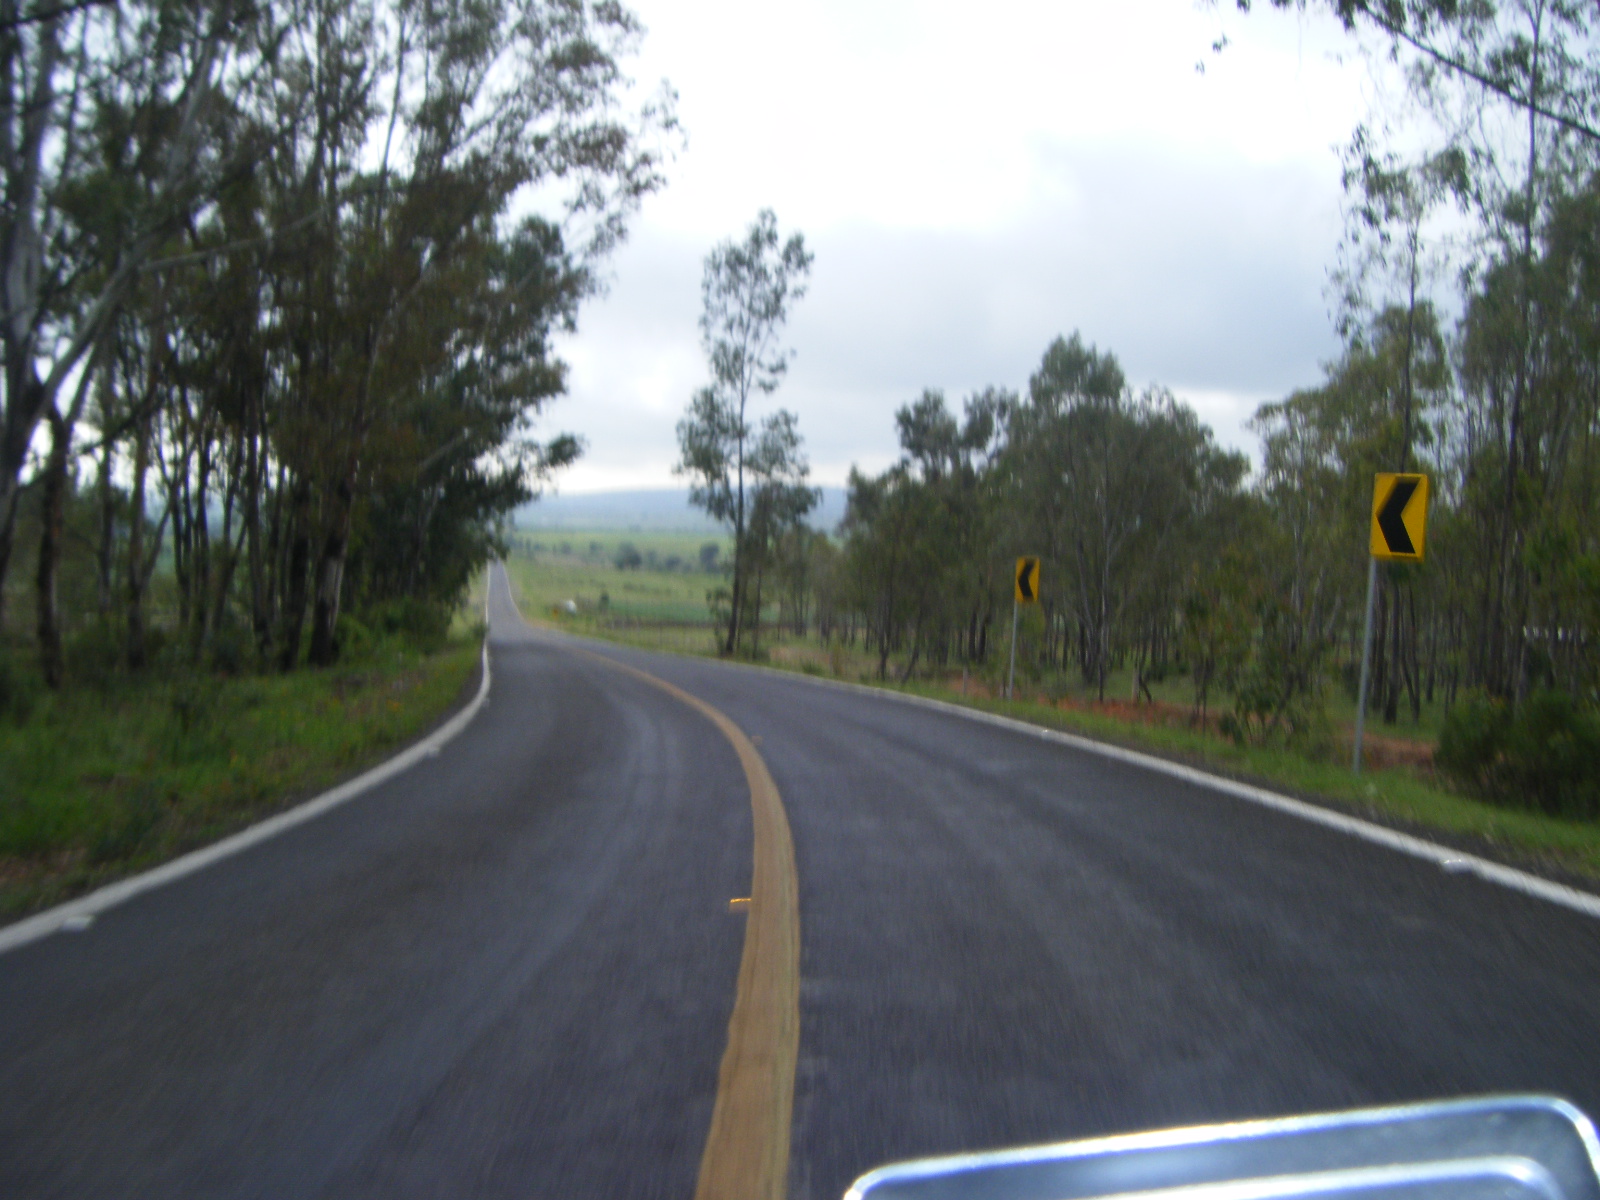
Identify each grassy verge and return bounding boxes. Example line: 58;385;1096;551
500;549;1600;886
885;682;1600;882
0;635;481;920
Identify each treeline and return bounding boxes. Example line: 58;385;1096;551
827;336;1259;708
771;2;1600;819
0;0;668;688
828;304;1596;768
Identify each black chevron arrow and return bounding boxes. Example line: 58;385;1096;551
1377;477;1419;555
1017;561;1035;600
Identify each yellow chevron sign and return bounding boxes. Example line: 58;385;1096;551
1370;473;1429;562
1014;556;1040;604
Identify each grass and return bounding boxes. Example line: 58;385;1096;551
889;683;1600;880
502;535;1600;885
0;632;481;919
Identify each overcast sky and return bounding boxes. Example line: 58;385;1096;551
545;0;1387;493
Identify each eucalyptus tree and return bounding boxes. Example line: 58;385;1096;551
1244;0;1600;143
1336;136;1467;467
1242;0;1600;707
344;216;586;615
675;209;812;655
1456;173;1600;699
0;0;281;630
243;0;672;667
739;409;818;655
1001;334;1243;698
840;463;945;680
1253;308;1450;721
892;388;1006;664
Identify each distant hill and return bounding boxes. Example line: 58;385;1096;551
513;486;848;533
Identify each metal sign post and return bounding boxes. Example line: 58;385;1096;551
1006;599;1020;701
1355;473;1430;773
1007;557;1040;701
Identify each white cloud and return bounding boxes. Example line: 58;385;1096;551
541;0;1383;493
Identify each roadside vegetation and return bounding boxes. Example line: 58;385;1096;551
0;1;666;919
576;3;1600;876
0;623;482;918
505;537;1600;882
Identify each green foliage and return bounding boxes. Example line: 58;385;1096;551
63;623;124;690
677;211;816;655
335;614;377;663
0;639;480;914
1438;692;1600;820
1435;694;1508;794
88;786;165;867
361;598;453;655
0;0;674;681
0;650;37;725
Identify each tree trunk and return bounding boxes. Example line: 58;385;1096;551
749;561;763;659
724;526;744;655
246;412;268;657
127;414;151;670
95;433;115;619
0;365;50;629
35;410;69;688
278;481;313;671
0;508;13;637
307;478;355;666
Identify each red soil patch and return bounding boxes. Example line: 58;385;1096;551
936;675;1434;771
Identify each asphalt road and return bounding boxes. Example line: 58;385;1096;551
4;564;1600;1199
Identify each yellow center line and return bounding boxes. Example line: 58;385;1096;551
495;566;799;1200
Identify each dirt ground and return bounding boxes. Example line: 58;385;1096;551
936;674;1435;771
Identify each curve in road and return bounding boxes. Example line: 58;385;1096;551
4;563;1599;1200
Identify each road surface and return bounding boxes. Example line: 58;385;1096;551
3;563;1598;1199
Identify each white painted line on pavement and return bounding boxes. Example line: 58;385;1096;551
493;563;1600;922
0;641;492;957
762;670;1600;923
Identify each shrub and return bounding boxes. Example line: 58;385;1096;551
1503;691;1600;819
1438;690;1600;820
1221;664;1329;751
362;597;451;654
65;622;124;689
208;617;254;676
1435;693;1507;795
334;612;375;662
0;651;38;724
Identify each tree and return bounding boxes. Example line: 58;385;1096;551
675;209;813;655
0;0;275;630
0;0;673;686
1002;334;1246;698
1242;1;1600;144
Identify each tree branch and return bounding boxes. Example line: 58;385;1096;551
0;0;111;34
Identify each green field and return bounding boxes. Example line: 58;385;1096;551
502;531;1600;883
505;530;732;642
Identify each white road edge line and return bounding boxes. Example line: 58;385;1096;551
766;669;1600;921
0;639;493;957
507;573;1600;925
